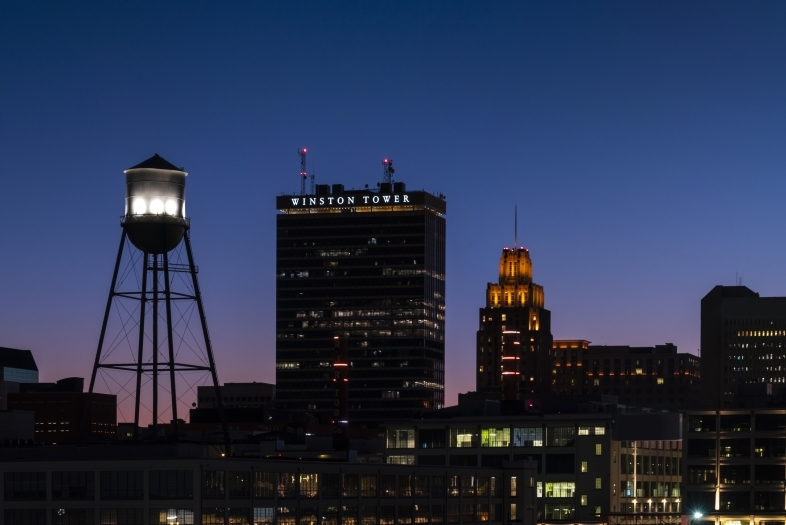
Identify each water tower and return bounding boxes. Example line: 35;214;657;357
81;154;229;447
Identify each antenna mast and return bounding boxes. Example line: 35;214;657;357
299;148;307;195
383;158;394;184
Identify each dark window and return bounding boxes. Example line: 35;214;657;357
755;438;786;458
719;465;750;484
202;471;225;500
687;439;716;458
3;472;46;501
4;509;46;525
100;471;143;500
228;471;250;499
719;491;750;512
687;414;716;432
414;475;429;498
720;414;751;432
755;491;784;511
397;475;411;498
51;509;94;525
755;465;786;484
277;473;295;499
720;438;750;458
687;466;716;484
52;472;95;501
547;427;575;447
381;475;396;498
149;470;194;500
430;476;445;498
99;509;144;525
481;454;507;468
546;454;575;474
418;429;446;449
448;455;477;467
418;455;446;466
343;474;359;498
254;471;274;499
321;473;340;499
756;413;786;431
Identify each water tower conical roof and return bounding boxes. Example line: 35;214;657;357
127;153;182;171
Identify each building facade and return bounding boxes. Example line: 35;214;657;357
275;183;446;424
383;409;682;524
197;383;275;410
476;248;552;401
551;341;700;410
701;285;786;408
0;444;527;525
683;408;786;524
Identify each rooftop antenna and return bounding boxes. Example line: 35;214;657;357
514;204;518;249
383;158;394;184
298;148;307;195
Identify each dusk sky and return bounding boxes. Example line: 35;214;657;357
2;1;786;408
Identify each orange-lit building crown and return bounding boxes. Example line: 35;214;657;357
486;248;544;311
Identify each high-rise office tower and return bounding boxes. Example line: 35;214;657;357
276;182;446;424
701;285;786;408
476;247;553;401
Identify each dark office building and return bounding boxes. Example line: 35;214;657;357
0;346;38;383
276;182;446;424
551;341;700;410
701;285;786;408
476;247;553;401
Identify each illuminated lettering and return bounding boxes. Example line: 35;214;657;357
373;196;379;203
383;195;390;203
395;195;400;203
328;197;334;204
348;196;355;204
337;197;344;204
291;198;300;205
309;198;316;205
319;197;325;205
363;196;369;204
403;195;409;203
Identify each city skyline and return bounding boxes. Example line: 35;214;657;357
3;2;786;406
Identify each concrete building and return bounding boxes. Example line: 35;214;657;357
0;443;528;525
551;341;700;410
197;383;275;409
476;247;553;402
276;182;446;424
682;408;786;524
7;377;116;444
383;401;682;524
701;285;786;408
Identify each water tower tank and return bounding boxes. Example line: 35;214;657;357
122;154;188;254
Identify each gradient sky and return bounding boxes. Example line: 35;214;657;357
2;1;786;408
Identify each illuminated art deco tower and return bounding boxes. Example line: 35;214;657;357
476;247;553;401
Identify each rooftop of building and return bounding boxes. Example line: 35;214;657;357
0;347;38;371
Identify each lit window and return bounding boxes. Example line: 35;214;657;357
595;506;602;515
581;462;588;473
657;378;664;385
595;444;602;456
581;495;588;506
595;427;605;435
510;477;517;497
545;482;575;498
501;314;506;321
595;478;601;489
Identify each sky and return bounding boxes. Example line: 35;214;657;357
2;1;786;410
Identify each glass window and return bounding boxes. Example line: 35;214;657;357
202;471;225;500
277;507;296;525
460;476;475;497
5;509;46;525
476;477;489;497
545;482;575;498
414;504;428;524
229;472;250;499
253;508;274;525
4;472;46;501
277;473;296;498
581;461;588;473
595;478;602;489
510;476;517;497
397;505;412;525
360;507;376;525
430;505;444;524
149;509;194;525
381;475;396;498
149;471;193;500
414;476;428;498
322;474;340;499
343;474;359;498
228;508;250;525
254;472;274;499
449;428;478;448
544;504;574;520
386;429;415;449
298;474;318;498
547;427;576;447
52;472;95;501
380;506;395;525
100;471;143;500
595;444;602;456
52;509;94;525
99;509;143;525
481;428;510;447
398;475;411;498
430;476;445;498
386;455;414;465
447;476;459;497
361;475;377;498
513;427;543;447
581;495;588;506
300;507;318;525
201;508;225;525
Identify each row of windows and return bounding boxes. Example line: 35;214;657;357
688;464;786;484
6;505;500;525
688;413;786;432
619;454;681;476
389;426;605;449
4;471;507;502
